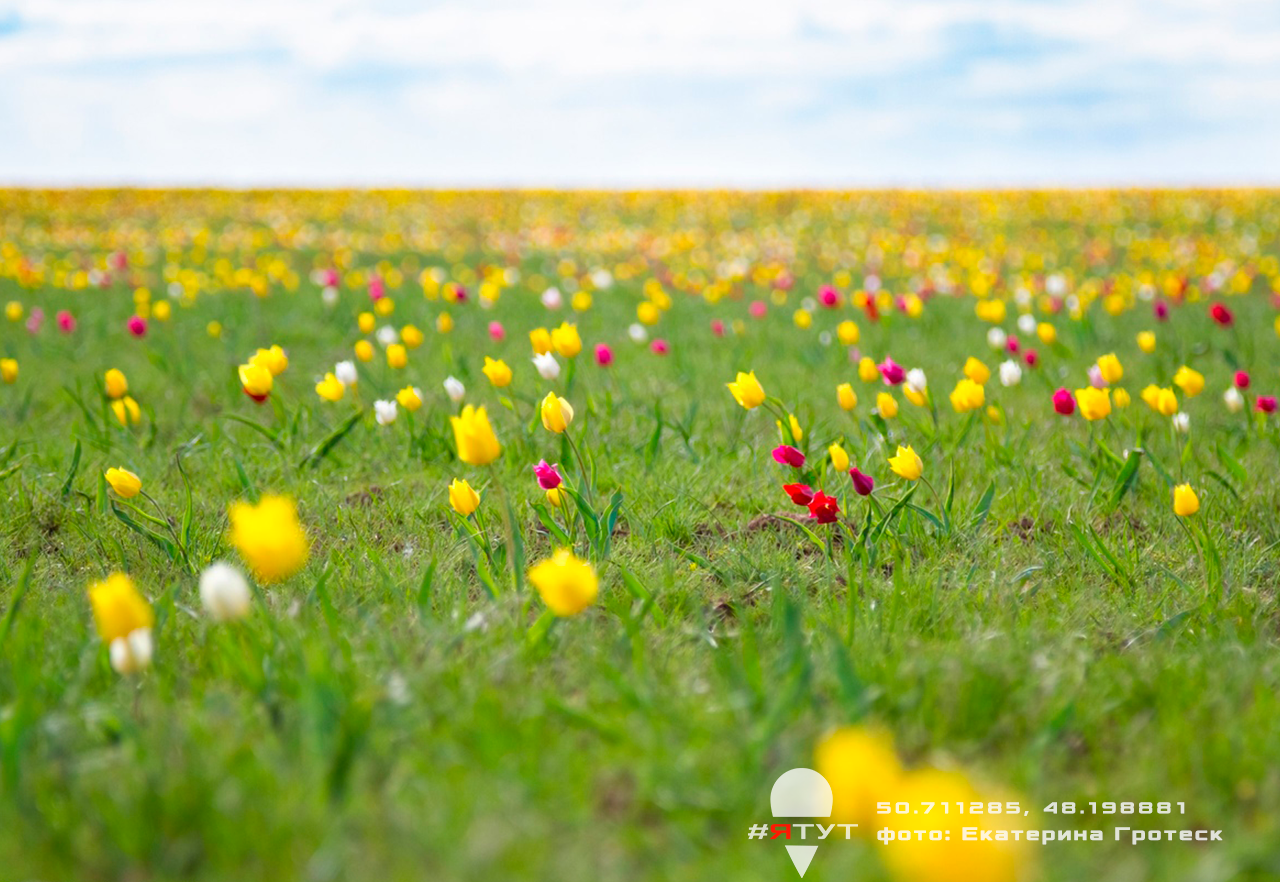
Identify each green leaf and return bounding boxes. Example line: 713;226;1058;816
969;480;996;529
869;485;917;546
300;409;363;470
532;503;571;546
59;440;81;499
110;502;178;560
0;555;35;654
1107;448;1142;511
222;413;281;447
232;455;258;501
1215;442;1247;485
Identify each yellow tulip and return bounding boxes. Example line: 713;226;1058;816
837;383;857;411
250;345;288;376
829;443;850;472
386;343;407;369
238;363;273;401
375;297;394;316
793;308;812;329
1096;353;1123;384
571;291;592;312
546;487;564;508
530;327;552;355
229;495;310;584
88;573;154;644
888;444;922;480
787;413;803;443
448;478;481;516
451;404;502;465
551;322;582;358
104;368;128;399
483;356;512;387
877;392;898;419
949;378;986;412
1113;388;1131;408
858;356;879;383
315;373;345;402
396;385;423;412
529;549;598;616
1136;330;1156;353
0;358;17;384
354;340;374;362
637;301;660;325
358;311;375;334
1173;365;1204;397
111;396;141;426
540;392;575;433
1036;322;1057;345
4;301;22;322
104;467;142;498
436;312;454;334
726;371;766;410
401;324;424;348
836;320;859;345
1173;484;1200;517
1075;387;1111;421
1155;387;1178;416
963;357;990;385
816;726;903;830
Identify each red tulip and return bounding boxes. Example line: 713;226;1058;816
594;343;614;366
1235;370;1250;389
1052;387;1075;416
783;483;814;506
849;467;875;497
1256;395;1277;414
127;315;147;337
1023;349;1038;367
533;460;562;490
807;491;839;524
877;356;905;385
1154;300;1169;321
772;445;806;468
1210;302;1234;326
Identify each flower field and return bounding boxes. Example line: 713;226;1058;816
2;188;1279;880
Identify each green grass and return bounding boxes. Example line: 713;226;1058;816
1;189;1279;881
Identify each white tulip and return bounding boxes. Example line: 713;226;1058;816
335;360;358;386
199;562;251;622
1172;412;1190;433
321;285;338;306
999;359;1023;387
374;399;398;426
628;323;648;344
443;376;465;402
109;628;153;674
376;325;399;346
906;368;927;392
1224;387;1244;413
987;327;1007;350
532;352;560;380
541;287;563;309
1017;313;1037;335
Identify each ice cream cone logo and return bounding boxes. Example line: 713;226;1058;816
770;768;834;878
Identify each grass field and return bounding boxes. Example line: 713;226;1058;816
1;189;1279;881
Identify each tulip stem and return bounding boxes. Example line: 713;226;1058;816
564;429;594;506
140;490;193;574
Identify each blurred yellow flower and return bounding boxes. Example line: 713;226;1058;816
815;726;903;830
1096;353;1123;384
859;357;879;383
837;382;857;411
529;549;598;616
1075;387;1111;420
950;378;986;412
401;324;424;348
386;343;407;369
1173;365;1204;397
530;327;552;355
483;356;512;387
436;312;453;333
1173;483;1200;517
551;322;582;358
877;391;899;419
358;311;375;334
829;443;849;472
836;320;859;345
451;404;501;465
88;572;154;645
0;358;16;384
396;385;423;412
963;357;990;385
316;373;345;402
104;368;128;399
354;340;374;362
229;495;310;583
111;396;141;426
1136;330;1156;353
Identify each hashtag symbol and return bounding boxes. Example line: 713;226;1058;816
748;824;769;839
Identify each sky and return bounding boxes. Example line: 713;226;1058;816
2;0;1280;187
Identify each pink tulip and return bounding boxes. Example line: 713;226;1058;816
594;343;613;366
127;315;147;337
488;321;505;341
1052;388;1075;416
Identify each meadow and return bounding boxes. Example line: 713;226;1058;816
1;189;1279;881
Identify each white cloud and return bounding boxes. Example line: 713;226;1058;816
0;0;1278;184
